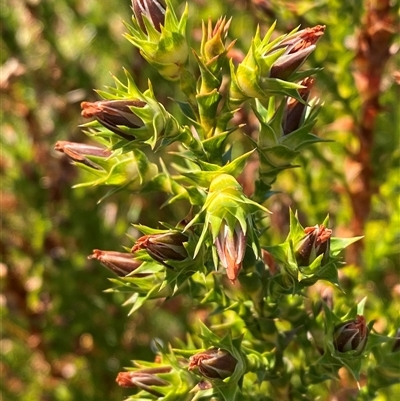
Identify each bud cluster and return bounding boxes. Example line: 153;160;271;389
52;1;377;399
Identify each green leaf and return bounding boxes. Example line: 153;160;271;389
330;236;364;256
173;150;255;188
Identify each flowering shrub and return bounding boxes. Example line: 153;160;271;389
51;0;398;399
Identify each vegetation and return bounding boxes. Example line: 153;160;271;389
1;0;399;400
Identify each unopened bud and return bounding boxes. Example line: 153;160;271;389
333;315;369;354
188;348;237;380
262;249;279;275
88;249;145;276
116;366;171;396
125;1;189;81
54;141;111;170
295;224;332;266
283;77;315;135
132;0;165;33
200;16;233;74
81;99;146;140
270;25;325;80
132;232;188;267
215;222;246;283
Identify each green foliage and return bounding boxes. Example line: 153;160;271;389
1;1;399;401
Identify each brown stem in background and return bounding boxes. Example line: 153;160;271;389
346;0;396;265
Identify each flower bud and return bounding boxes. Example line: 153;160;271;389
333;315;369;354
295;224;332;267
81;99;146;140
88;249;145;277
200;16;234;75
262;249;279;275
116;366;171;396
283;77;315;135
54;141;111;170
188;348;237;380
131;231;188;267
215;222;246;283
132;0;165;33
230;24;324;104
185;174;270;281
270;25;325;80
125;1;189;81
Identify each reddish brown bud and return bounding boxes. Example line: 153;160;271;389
88;249;145;277
215;222;246;283
188;348;237;380
286;25;325;54
116;366;171;396
283;77;315;135
132;232;188;267
270;25;325;80
262;249;278;275
81;99;146;140
132;0;166;33
333;315;369;354
295;224;332;266
54;141;111;170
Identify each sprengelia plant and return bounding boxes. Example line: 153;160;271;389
54;1;397;399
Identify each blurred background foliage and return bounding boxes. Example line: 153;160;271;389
1;0;398;400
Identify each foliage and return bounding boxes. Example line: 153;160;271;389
1;0;399;400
